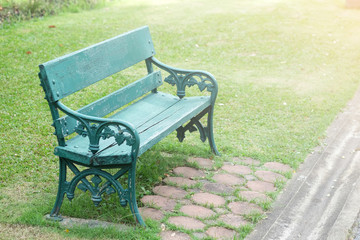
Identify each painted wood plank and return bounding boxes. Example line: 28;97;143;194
56;71;163;137
79;71;162;116
110;92;180;127
39;26;155;102
137;96;211;155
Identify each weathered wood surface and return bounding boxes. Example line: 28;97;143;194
40;26;155;102
55;70;163;138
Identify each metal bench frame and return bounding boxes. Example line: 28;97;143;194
39;26;219;226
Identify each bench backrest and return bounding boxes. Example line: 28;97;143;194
39;26;162;138
39;26;156;102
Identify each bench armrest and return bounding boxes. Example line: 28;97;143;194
150;57;218;103
56;101;140;157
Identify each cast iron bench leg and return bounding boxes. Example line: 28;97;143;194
208;106;220;156
128;161;145;226
48;158;67;221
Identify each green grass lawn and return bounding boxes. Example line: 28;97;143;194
1;0;360;239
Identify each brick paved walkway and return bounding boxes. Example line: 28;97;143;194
139;157;293;240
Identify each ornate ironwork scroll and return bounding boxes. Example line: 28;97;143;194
74;122;136;154
150;57;218;100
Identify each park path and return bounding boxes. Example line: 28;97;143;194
139;156;293;240
246;88;360;240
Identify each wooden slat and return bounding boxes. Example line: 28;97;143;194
79;71;162;116
39;26;155;102
137;96;211;155
55;132;133;166
56;71;163;137
110;92;180;127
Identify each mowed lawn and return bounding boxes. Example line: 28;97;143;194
1;0;360;239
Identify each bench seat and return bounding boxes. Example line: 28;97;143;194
54;92;211;166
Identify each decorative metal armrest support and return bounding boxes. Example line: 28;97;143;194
56;101;140;157
150;57;218;102
150;57;220;156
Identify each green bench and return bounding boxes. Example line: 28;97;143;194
39;26;219;226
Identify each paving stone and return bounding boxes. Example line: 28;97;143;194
168;216;205;230
187;157;214;169
139;207;164;221
202;182;234;194
141;195;176;211
206;227;238;239
264;162;293;172
173;167;205;178
221;164;252;175
192;192;226;207
244;174;257;181
225;196;237;202
204;219;218;225
192;232;207;239
178;199;192;205
153;185;187;199
219;213;248;228
215;207;228;214
199;179;212;184
255;170;286;183
160;231;191;240
188;188;201;193
180;205;216;218
233;157;261;166
212;173;245;186
239;190;271;202
164;176;197;187
228;201;263;215
246;180;276;193
239;186;249;191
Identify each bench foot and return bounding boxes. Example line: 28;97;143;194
45;214;63;221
